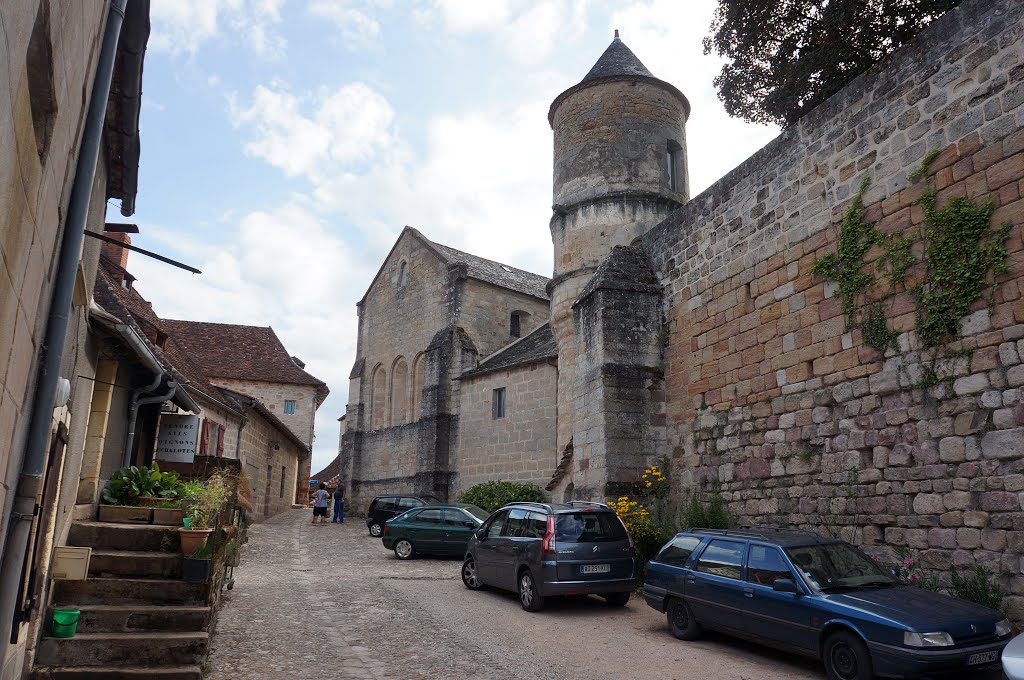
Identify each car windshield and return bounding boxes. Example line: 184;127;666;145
422;495;443;504
555;512;627;543
785;543;896;592
463;505;489;521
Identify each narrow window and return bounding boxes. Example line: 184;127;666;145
510;312;521;338
399;261;408;288
492;387;506;419
283;400;296;415
667;140;682;192
280;466;286;497
26;1;57;163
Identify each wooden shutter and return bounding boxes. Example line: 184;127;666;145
216;425;225;457
199;419;210;456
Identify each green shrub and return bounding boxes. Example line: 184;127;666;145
102;464;182;505
680;489;734;530
457;480;545;513
950;566;1004;611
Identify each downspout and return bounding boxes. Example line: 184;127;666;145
122;378;169;468
0;0;128;648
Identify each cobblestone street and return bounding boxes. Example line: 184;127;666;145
207;510;822;679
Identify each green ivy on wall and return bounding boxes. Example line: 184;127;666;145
812;153;1011;353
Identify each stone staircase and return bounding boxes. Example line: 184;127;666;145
32;521;214;680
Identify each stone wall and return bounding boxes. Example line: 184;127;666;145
455;362;558;495
643;0;1024;613
237;409;305;522
459;278;548;360
212;377;318;447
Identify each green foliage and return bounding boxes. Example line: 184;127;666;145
950;566;1005;611
912;192;1011;348
187;470;233;530
890;548;942;592
702;0;960;126
456;480;546;513
101;464;183;506
180;481;204;500
680;488;735;530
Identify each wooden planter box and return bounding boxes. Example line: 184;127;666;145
151;507;185;526
98;505;151;524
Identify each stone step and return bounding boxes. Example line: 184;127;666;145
54;578;206;606
34;632;208;667
32;664;203;680
68;522;180;553
71;605;210;633
88;550;182;579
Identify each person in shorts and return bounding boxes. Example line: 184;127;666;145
312;482;330;524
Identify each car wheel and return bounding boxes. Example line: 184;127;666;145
394;539;415;560
666;598;701;641
604;592;630;607
368;522;383;537
518;569;546;612
462;557;484;590
823;630;873;680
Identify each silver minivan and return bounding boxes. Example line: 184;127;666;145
460;501;637;611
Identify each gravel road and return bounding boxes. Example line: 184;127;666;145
207;509;822;680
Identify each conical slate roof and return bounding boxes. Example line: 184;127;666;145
548;32;690;124
581;35;654;82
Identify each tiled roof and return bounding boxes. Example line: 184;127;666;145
425;235;550;300
576;245;660;304
459;322;557;379
158;320;328;400
312;454;341;483
581;36;654;82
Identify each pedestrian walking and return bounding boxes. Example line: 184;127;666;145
331;485;345;524
312;482;330;524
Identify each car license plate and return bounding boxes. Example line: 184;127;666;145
581;564;610;574
966;650;999;665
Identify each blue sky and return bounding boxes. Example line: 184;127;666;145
111;0;780;473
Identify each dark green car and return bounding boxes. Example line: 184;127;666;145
381;504;489;560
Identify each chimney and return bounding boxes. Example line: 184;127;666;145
101;232;131;270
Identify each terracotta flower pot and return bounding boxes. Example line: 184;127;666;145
177;528;212;555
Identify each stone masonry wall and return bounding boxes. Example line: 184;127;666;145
459;278;548;360
454;362;558;495
237;410;305;522
643;0;1024;614
212;378;318;448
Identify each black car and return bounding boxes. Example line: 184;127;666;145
365;494;442;537
461;501;638;611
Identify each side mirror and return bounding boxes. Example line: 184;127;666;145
463;520;476;528
773;578;799;594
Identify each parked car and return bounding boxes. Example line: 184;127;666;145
643;527;1011;680
365;494;442;537
1004;631;1024;679
381;503;490;559
461;501;637;612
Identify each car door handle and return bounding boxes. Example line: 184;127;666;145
685;577;695;584
744;588;754;598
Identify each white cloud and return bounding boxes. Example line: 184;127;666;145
231;82;398;182
150;0;286;57
309;0;382;48
425;0;589;64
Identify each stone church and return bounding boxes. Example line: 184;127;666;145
340;0;1024;614
339;34;686;508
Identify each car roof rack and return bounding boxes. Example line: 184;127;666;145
564;501;610;509
508;502;551;511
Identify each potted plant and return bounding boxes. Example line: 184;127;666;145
98;466;153;523
182;543;213;583
137;464;183;506
177;471;230;555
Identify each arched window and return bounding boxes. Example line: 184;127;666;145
370;365;387;429
412;353;426;421
391;358;409;425
398;261;408;289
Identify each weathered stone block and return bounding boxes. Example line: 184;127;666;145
914;493;946;514
981;428;1024;459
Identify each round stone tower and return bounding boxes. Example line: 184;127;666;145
547;33;690;455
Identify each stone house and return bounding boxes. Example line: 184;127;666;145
338;0;1024;612
0;1;153;674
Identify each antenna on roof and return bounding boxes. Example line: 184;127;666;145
614;29;619;39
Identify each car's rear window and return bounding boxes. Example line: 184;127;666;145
555;512;627;543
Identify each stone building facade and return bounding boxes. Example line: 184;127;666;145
338;0;1024;610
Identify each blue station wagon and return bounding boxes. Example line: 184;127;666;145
643;528;1011;680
